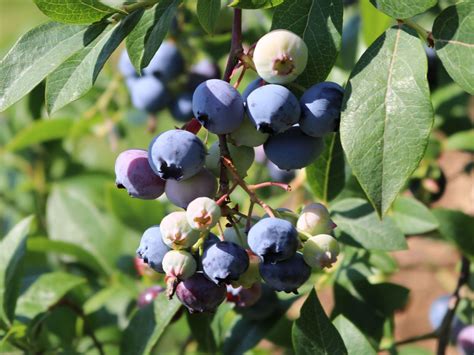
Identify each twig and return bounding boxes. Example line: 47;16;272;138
437;256;470;355
216;182;238;206
379;332;437;351
245;202;255;233
398;18;434;47
248;181;291;192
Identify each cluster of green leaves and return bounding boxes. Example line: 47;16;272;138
0;0;473;354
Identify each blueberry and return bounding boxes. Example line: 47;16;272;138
162;250;197;280
227;282;262;308
202;241;249;284
128;76;170;113
247;217;298;263
429;295;465;339
170;92;194;122
229;114;269;147
302;234;340;269
296;203;336;236
136;225;171;273
264;126;324;170
246;84;300;135
234;283;279;320
175;273;227;313
186;197;221;231
165;168;217;209
242;77;266;101
259;253;311;293
253;30;308;84
118;49;137;78
115;149;165;199
188;59;221;90
457;325;474;355
299;82;344;137
266;160;295;183
137;285;164;308
160;212;201;250
148;129;206;181
192;79;244;134
143;41;184;82
206;141;255;179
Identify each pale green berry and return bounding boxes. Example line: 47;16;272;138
206;141;255;179
253;29;308;85
160;211;200;249
231;252;261;289
303;234;340;269
263;207;299;225
162;250;197;280
229;115;269;147
223;226;248;249
186;197;221;231
296;203;336;235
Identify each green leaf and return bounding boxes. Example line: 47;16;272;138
33;0;117;24
187;313;217;353
340;26;433;216
5;118;73;152
445;130;474;152
392;196;438;235
229;0;285;9
197;0;221;34
333;315;376;355
292;288;347;355
126;1;181;73
15;272;85;319
121;294;182;354
369;0;437;19
360;0;392;46
433;209;474;260
46;13;141;113
331;198;407;251
0;216;34;327
272;0;343;87
0;22;106;112
27;238;106;275
306;133;345;203
433;2;474;95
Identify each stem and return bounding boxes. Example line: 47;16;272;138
245;202;255;233
122;0;157;13
437;256;470;355
398;19;433;46
379;332;437;351
216;182;238;206
248;181;291;192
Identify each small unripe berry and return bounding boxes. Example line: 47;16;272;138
186;197;221;231
162;250;197;280
296;203;336;235
253;30;308;84
206;141;255;179
160;212;200;249
231;251;261;288
302;234;340;269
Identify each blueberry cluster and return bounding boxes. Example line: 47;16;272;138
119;41;220;122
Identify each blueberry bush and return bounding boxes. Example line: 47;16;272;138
0;0;473;354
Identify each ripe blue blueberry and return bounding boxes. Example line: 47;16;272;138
246;84;300;134
118;50;137;78
188;59;221;90
247;217;298;263
234;283;279;320
148;129;206;180
175;273;227;313
202;241;249;284
264;126;324;170
165;168;217;209
206;141;255;179
128;76;170;113
192;79;244;134
136;225;171;273
170;92;194;122
266;160;295;183
115;149;165;199
242;77;266;101
299;82;344;137
429;295;465;338
259;252;311;293
144;41;184;82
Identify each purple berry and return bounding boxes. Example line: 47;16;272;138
136;226;171;273
148;129;206;181
115;149;165;199
143;41;184;82
227;282;262;308
202;241;249;284
176;273;227;313
457;325;474;355
234;283;279;320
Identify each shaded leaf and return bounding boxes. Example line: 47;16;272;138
229;0;284;9
333;315;376;355
272;0;343;87
445;130;474;152
187;313;217;353
33;0;116;24
369;0;437;19
197;0;221;34
392;196;438;235
340;26;433;216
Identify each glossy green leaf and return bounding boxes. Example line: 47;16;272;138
369;0;437;19
331;198;407;251
360;0;392;46
5;118;73;152
433;2;474;94
0;22;106;111
306;133;345;203
15;272;85;319
33;0;116;24
445;130;474;152
0;216;34;327
433;208;474;260
121;295;182;354
293;288;347;355
272;0;343;87
340;26;433;216
197;0;221;34
46;13;141;113
126;1;181;73
229;0;285;9
333;315;376;355
392;196;438;235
